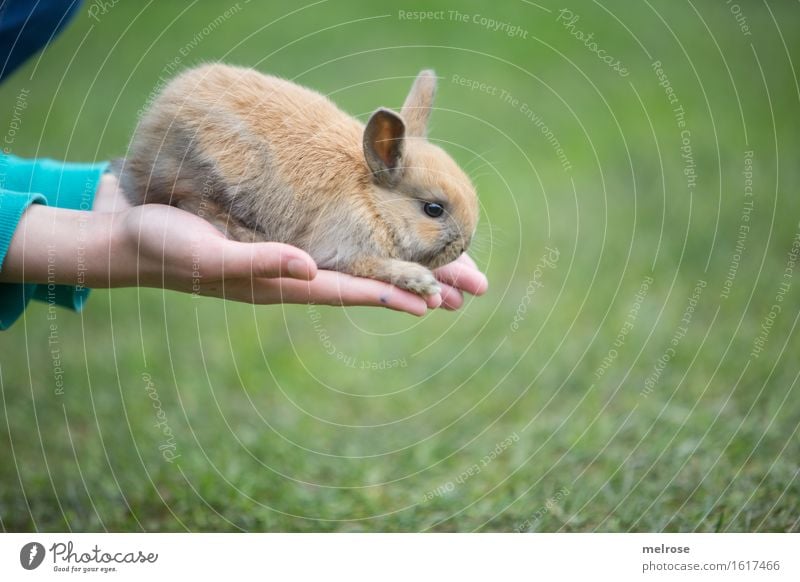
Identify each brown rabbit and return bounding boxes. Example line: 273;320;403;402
115;64;478;296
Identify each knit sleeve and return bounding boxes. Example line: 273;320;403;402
0;154;108;330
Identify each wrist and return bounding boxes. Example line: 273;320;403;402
103;208;143;288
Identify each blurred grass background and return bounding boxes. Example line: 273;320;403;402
1;0;798;531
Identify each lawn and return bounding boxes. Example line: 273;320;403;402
1;0;798;532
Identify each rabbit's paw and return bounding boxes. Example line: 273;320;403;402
391;263;441;296
351;257;442;297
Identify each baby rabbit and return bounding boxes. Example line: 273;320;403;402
116;64;478;296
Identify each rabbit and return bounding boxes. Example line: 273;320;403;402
114;64;478;296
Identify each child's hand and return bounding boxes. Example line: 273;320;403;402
120;203;487;316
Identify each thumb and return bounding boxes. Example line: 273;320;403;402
222;241;318;280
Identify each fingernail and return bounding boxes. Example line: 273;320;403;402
287;258;310;279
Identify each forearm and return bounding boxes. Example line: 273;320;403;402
0;204;128;288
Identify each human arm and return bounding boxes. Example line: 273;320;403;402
0;185;487;317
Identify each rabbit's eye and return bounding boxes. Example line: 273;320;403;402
423;202;445;218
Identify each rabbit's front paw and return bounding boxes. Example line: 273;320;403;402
351;257;442;297
391;263;441;296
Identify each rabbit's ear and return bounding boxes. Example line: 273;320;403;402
401;69;437;137
364;108;406;186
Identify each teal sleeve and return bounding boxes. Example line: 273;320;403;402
0;189;45;330
0;154;108;330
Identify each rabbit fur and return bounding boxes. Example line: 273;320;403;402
115;64;478;296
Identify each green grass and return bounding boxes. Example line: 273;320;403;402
1;0;799;532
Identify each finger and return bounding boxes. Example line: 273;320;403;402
438;283;464;310
458;253;479;270
281;271;430;315
206;270;430;316
222;241;318;280
434;260;488;296
425;292;443;309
